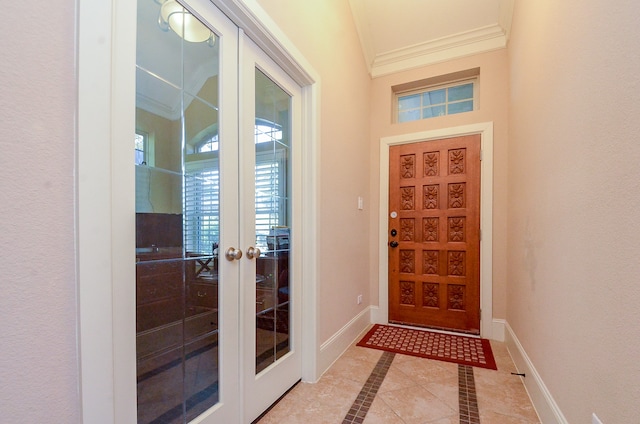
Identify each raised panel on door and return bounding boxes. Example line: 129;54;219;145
388;135;481;334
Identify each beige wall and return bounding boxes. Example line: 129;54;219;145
135;108;182;213
256;0;372;343
4;0;640;422
369;50;510;321
508;0;640;422
0;0;80;422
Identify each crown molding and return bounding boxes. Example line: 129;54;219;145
136;92;181;121
135;63;215;121
349;0;515;78
371;24;508;78
499;0;516;40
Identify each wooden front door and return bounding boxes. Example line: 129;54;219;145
388;135;481;334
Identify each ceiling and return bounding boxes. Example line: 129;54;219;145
136;0;516;117
348;0;515;77
137;0;220;121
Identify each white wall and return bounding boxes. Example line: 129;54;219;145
0;0;80;422
507;0;640;422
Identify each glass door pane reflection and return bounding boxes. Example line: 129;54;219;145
254;69;292;374
183;93;221;423
135;0;221;422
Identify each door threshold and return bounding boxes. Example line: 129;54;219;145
251;379;301;423
387;321;481;338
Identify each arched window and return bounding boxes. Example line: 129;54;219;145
184;119;287;254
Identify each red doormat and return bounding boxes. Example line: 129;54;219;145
357;324;497;370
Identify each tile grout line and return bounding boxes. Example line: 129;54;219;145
342;351;395;424
458;364;481;424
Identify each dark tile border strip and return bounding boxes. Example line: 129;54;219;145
342;351;395;424
459;365;480;424
137;340;217;383
256;339;290;373
147;381;218;424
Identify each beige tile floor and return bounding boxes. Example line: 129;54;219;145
257;338;540;423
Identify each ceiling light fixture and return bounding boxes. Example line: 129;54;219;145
157;0;215;46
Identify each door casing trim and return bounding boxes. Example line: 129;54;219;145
374;122;494;339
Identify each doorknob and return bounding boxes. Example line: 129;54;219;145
246;246;261;260
224;247;243;261
389;241;399;248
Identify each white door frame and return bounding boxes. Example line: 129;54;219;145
77;0;320;422
374;122;494;339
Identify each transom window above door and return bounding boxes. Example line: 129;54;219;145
393;68;479;124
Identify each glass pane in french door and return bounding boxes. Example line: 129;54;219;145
182;92;220;422
135;0;221;422
254;69;292;374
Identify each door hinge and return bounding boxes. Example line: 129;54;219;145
479;308;482;321
479;229;482;241
480;150;483;161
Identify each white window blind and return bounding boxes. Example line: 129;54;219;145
184;152;286;254
184;158;219;255
254;120;289;252
184;121;288;255
255;158;280;251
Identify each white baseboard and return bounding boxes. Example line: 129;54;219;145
317;307;372;379
505;322;568;424
370;305;383;324
492;318;505;341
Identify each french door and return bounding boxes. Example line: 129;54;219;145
134;0;301;422
240;34;302;421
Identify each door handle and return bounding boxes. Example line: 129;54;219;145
224;247;243;261
389;241;399;248
246;246;261;260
